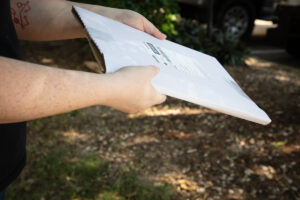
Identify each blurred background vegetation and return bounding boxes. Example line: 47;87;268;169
72;0;248;66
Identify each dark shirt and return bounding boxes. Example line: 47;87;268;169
0;0;27;191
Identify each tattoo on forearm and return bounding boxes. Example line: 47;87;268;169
11;0;31;30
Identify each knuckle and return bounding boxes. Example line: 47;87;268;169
148;67;160;77
160;95;167;103
152;66;160;73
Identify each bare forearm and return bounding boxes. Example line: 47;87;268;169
10;0;134;41
0;56;110;123
10;0;165;41
10;0;87;40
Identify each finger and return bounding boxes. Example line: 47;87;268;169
152;91;167;105
157;94;167;104
149;80;167;104
143;65;160;77
143;19;167;40
151;66;160;75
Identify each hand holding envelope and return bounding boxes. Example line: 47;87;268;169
73;6;271;125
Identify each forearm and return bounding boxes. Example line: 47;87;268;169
69;1;118;16
10;0;85;40
10;0;165;41
0;56;111;123
10;0;117;41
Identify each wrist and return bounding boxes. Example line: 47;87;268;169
93;73;118;107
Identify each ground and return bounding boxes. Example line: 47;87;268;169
5;39;300;200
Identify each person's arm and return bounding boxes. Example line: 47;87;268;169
0;56;166;124
10;0;166;41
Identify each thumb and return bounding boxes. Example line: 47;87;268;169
146;66;160;78
151;86;167;105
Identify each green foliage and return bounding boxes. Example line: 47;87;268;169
74;0;179;37
169;19;249;66
74;0;248;66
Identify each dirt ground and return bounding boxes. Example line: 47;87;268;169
20;40;299;200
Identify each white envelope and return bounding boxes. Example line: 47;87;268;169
72;6;271;125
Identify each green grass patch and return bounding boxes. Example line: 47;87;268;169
5;115;175;200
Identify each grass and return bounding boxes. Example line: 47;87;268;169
5;113;175;200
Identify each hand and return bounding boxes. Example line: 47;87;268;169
99;7;167;40
115;9;167;40
104;66;167;113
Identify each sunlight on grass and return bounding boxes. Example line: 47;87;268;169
61;130;91;143
128;106;216;118
254;165;276;179
275;75;291;82
6;128;175;200
226;188;245;199
245;57;273;68
95;192;124;200
125;135;160;147
272;141;287;147
41;58;54;64
158;173;202;195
